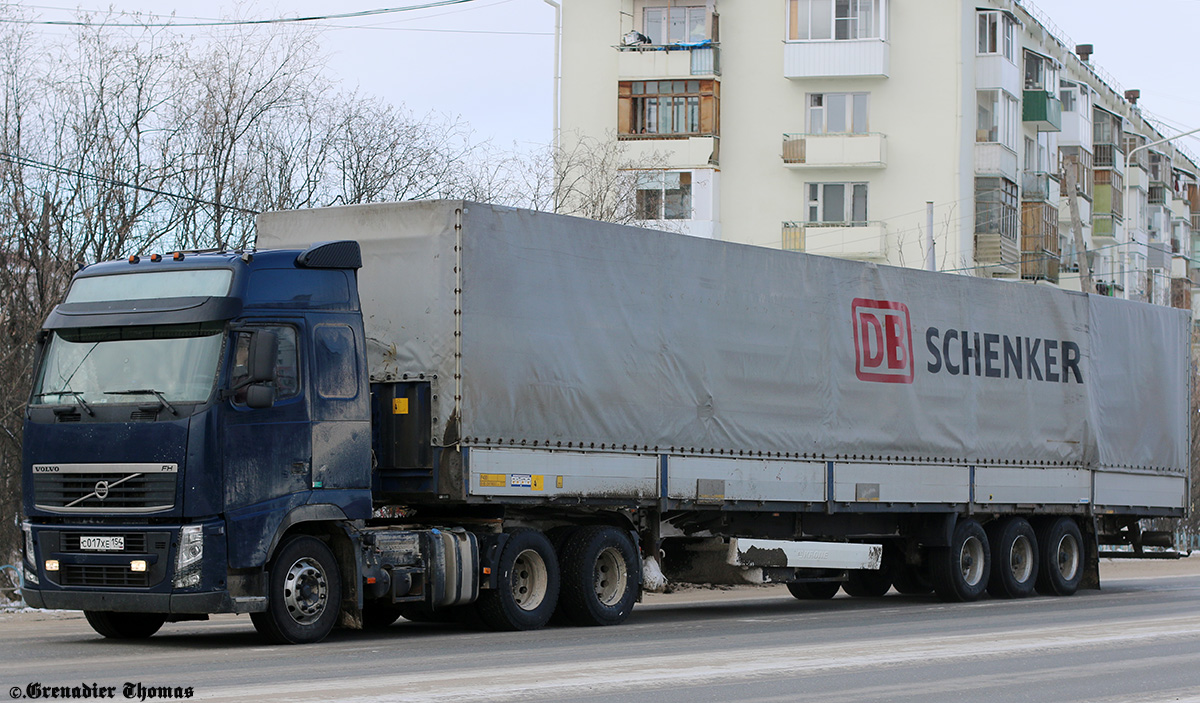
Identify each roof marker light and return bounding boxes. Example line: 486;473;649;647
128;255;140;264
150;254;162;262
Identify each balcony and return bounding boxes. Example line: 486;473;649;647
1093;144;1125;174
782;221;887;261
1092;215;1121;245
1021;201;1060;283
1022;90;1062;132
974;232;1020;276
617;43;721;78
622;136;719;168
1021;172;1059;202
781;133;887;169
783;39;889;79
975;143;1019;179
1094;184;1124;222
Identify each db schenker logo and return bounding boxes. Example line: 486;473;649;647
852;298;914;384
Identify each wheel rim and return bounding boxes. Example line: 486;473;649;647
1009;534;1034;583
1055;533;1080;582
958;535;985;587
594;546;628;606
283;557;328;625
511;548;549;611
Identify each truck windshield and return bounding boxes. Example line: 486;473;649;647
31;322;225;406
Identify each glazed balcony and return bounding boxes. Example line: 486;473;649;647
782;221;887;261
783;39;889;79
1022;90;1062;132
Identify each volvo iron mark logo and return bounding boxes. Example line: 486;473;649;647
94;480;110;501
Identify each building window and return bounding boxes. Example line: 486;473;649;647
807;182;868;224
1093;108;1123;147
618;80;718;137
643;5;707;45
977;10;1014;60
976;90;1018;149
976;177;1018;241
636;171;692;220
788;0;882;41
808;93;868;134
1024;50;1058;91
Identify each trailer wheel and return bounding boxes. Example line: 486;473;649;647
476;528;560;631
892;563;933;595
251;535;342;644
84;611;166;639
361;601;405;629
843;543;896;597
786;581;841;600
932;518;990;602
557;526;640;626
1034;517;1084;596
986;517;1039;599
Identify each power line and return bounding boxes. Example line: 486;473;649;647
0;151;259;215
0;0;482;27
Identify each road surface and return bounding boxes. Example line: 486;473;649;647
3;558;1200;702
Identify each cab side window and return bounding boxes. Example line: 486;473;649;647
230;326;300;404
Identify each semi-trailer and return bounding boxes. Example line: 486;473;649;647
20;201;1190;643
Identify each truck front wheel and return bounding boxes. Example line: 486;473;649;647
251;535;342;644
557;526;639;626
932;518;990;602
84;611;166;639
476;528;560;631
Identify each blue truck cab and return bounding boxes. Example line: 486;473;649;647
20;242;379;637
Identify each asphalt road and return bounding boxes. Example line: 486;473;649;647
4;559;1200;702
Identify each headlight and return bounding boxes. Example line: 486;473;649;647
22;522;34;567
24;566;38;587
174;525;204;589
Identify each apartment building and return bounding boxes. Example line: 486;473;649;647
558;0;1200;311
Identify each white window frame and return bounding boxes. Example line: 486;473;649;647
788;0;884;41
976;10;1015;61
1024;50;1059;92
806;182;868;224
636;170;693;221
976;89;1019;150
643;5;707;45
807;92;869;134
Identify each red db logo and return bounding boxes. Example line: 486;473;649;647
852;299;914;384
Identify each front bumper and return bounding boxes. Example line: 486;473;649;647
22;588;248;613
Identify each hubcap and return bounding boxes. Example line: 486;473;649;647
511;549;549;611
1009;535;1034;583
593;547;628;606
959;535;985;587
1056;534;1080;581
283;557;328;625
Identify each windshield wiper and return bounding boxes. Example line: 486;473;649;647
104;388;179;416
33;390;95;416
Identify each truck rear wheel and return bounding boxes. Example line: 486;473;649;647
932;518;990;602
557;526;639;626
476;528;560;631
251;535;342;644
1034;517;1084;596
84;611;166;639
986;517;1039;598
786;581;841;599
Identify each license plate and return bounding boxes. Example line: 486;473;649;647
79;536;124;552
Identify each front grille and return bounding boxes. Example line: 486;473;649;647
60;564;150;588
60;533;148;553
33;470;176;513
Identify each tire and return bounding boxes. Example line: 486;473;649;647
843;568;892;597
84;611;166;639
931;518;991;602
1034;517;1084;596
251;535;342;644
397;603;460;624
786;580;841;600
476;528;560;631
361;601;405;629
558;526;640;626
986;517;1039;599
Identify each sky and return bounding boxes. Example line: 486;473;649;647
6;0;1200;158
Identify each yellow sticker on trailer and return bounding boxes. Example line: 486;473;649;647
531;475;544;491
479;473;506;487
393;398;409;415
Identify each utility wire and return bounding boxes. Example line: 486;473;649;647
0;151;260;215
0;0;481;27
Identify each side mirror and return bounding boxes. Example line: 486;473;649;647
245;384;276;409
247;330;278;383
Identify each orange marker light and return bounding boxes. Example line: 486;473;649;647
128;255;140;264
150;254;162;262
173;252;185;261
